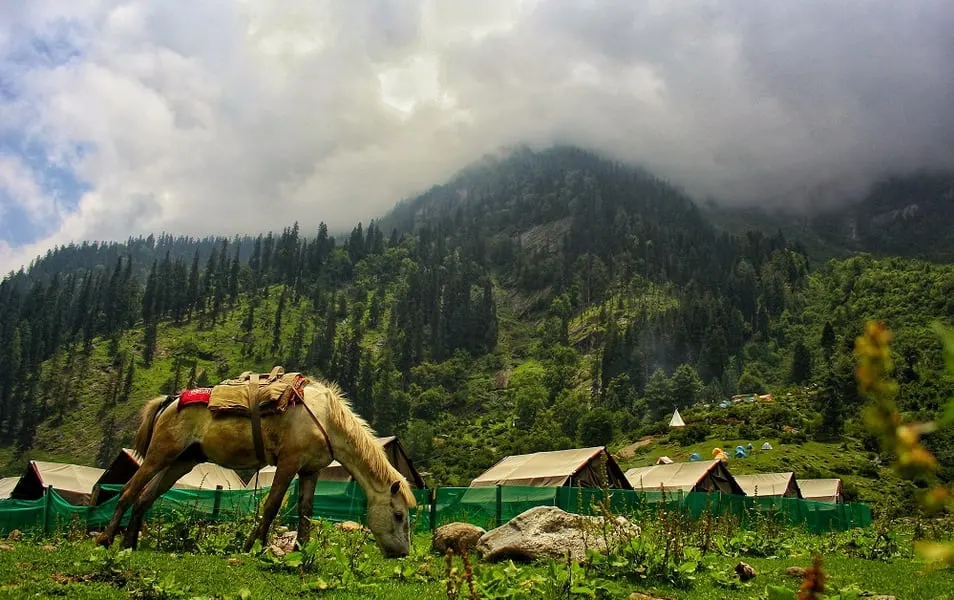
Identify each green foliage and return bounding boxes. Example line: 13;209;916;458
577;407;617;446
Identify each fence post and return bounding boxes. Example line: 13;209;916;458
495;485;502;527
211;485;223;520
429;488;437;531
42;489;53;535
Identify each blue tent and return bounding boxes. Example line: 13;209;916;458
718;400;732;409
689;452;702;462
734;445;749;458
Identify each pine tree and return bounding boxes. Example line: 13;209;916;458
821;321;836;366
271;288;287;356
287;317;306;370
142;322;158;367
790;340;813;384
121;356;135;402
186;250;200;318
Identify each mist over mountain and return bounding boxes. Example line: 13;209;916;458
2;1;953;276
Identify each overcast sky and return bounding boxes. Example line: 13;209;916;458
1;0;952;274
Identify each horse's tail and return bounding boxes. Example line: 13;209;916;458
133;396;168;458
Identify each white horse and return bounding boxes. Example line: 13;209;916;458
95;379;415;557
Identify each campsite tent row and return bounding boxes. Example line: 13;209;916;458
1;444;844;507
466;448;842;503
2;437;424;506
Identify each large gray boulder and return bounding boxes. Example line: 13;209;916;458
432;523;487;554
475;505;639;562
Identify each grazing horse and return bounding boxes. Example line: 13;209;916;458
95;379;416;558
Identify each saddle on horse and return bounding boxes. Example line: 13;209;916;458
209;366;309;416
208;366;311;466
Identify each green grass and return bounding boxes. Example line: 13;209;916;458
0;538;447;600
0;537;952;600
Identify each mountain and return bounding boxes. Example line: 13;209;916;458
705;172;954;263
0;146;951;514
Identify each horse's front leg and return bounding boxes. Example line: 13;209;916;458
296;472;318;547
244;467;296;553
96;460;166;547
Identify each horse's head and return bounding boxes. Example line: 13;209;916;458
366;480;413;558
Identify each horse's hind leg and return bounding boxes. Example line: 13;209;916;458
296;472;318;546
243;466;297;553
122;460;198;549
96;458;169;548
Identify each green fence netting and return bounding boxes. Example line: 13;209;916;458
0;484;871;538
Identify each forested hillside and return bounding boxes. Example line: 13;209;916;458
0;146;952;512
706;171;954;263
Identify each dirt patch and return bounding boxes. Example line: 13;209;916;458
616;437;657;459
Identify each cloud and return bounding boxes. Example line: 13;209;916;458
0;0;952;273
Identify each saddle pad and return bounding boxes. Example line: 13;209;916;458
178;387;213;410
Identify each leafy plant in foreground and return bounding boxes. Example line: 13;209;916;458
855;321;954;566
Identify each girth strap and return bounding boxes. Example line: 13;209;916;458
248;372;266;466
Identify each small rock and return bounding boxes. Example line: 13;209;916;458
267;544;286;558
735;562;757;581
335;521;366;533
432;523;486;555
864;596;896;600
270;531;298;555
0;544;14;552
275;526;289;535
785;566;807;578
227;558;242;566
41;545;56;552
7;530;22;541
630;593;666;600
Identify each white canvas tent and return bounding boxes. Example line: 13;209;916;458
174;463;246;491
11;461;106;505
761;442;773;450
669;409;686;428
0;477;19;500
93;449;246;504
655;456;674;465
470;447;632;489
797;479;843;503
734;472;802;498
625;460;744;495
246;436;426;490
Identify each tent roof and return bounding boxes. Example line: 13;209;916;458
94;449;245;491
669;409;686;427
625;459;743;494
30;461;105;494
471;447;623;488
12;460;106;504
761;442;773;450
797;478;842;501
0;477;19;499
246;436;426;489
174;463;246;491
734;473;800;497
324;436;396;470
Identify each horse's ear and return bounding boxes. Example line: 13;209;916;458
390;481;401;496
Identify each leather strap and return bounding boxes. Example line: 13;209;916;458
248;372;266;466
301;398;335;463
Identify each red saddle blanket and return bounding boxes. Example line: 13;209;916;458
178;387;213;410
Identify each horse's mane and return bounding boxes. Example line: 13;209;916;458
306;380;416;507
